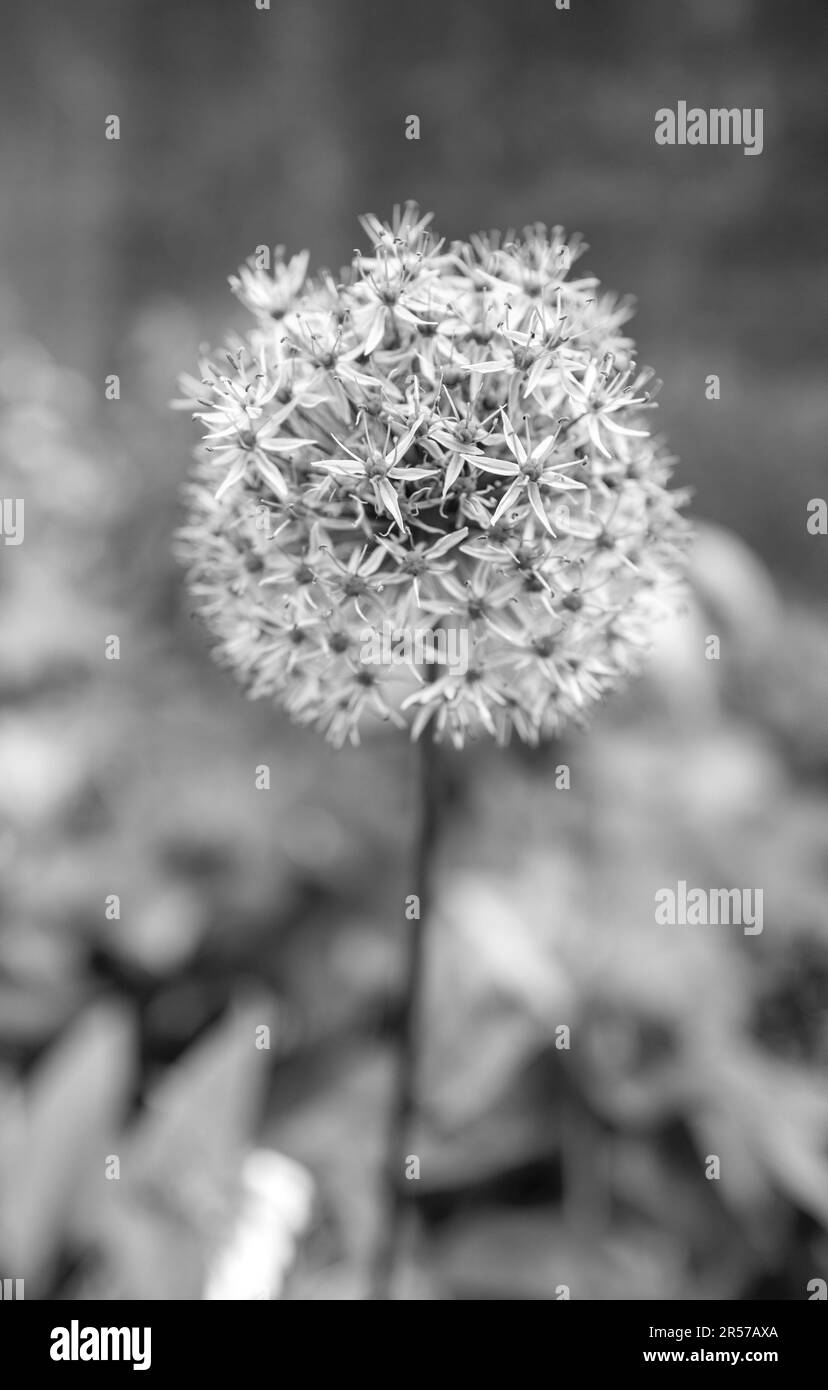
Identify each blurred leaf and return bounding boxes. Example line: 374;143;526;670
3;1004;133;1294
129;995;273;1201
691;1050;828;1232
90;996;274;1299
433;1211;685;1300
421;873;576;1128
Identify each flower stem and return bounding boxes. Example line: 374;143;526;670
368;719;441;1300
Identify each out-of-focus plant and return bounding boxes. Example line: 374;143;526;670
175;206;690;1297
0;997;313;1300
1;331;826;1299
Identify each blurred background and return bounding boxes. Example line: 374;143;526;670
1;0;827;1300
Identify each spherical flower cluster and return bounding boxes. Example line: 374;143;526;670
176;205;690;748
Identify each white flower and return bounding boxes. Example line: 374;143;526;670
176;205;691;747
230;249;310;321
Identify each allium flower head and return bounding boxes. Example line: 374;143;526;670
176;205;690;748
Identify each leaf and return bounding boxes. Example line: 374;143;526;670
690;1049;828;1231
432;1211;685;1300
6;1004;133;1294
129;995;274;1198
420;874;576;1127
91;996;275;1299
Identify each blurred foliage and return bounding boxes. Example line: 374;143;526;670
1;0;827;1299
1;344;827;1299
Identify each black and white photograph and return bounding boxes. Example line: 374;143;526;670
1;0;827;1350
